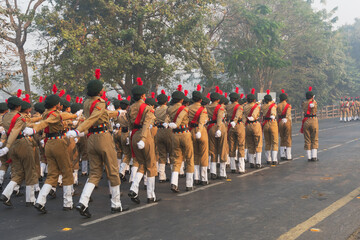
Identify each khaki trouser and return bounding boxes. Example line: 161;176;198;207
120;131;132;165
44;138;74;186
171;131;194;173
156;128;173;165
65;138;79;170
87;132;120;186
245;122;263;154
114;132;123;159
131;129;157;177
303;118;319;150
343;108;350;119
228;122;245;158
263;121;279;151
208;124;228;163
279;120;292;147
8;138;38;185
0;155;10;172
191;127;208;167
77;136;88;161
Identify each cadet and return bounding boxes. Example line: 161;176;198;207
301;87;319;161
277;89;292;161
0;102;9;190
339;97;344;121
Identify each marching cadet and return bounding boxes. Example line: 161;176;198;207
226;88;245;174
0;97;38;207
339;97;344;121
67;74;129;217
155;90;171;183
356;97;360;120
207;89;228;179
277;89;292;161
261;90;279;165
127;78;160;203
301;87;319;162
33;101;47;181
343;97;350;122
0;102;9;190
242;89;263;169
188;85;209;185
168;85;195;192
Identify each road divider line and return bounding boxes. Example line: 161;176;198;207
27;236;47;240
178;182;224;196
277;185;360;240
80;203;158;227
328;144;342;150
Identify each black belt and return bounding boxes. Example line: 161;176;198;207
246;120;258;124
189;123;199;128
237;120;243;123
133;124;142;129
46;132;65;138
207;120;217;125
156;124;166;129
88;126;108;133
173;128;189;133
121;127;129;133
263;117;272;121
16;134;25;139
279;115;286;119
304;114;316;118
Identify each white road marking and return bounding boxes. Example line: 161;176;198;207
328;144;342;150
27;236;47;240
80;203;158;226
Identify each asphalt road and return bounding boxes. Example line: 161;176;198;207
1;118;360;240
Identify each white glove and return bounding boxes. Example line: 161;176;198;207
40;139;45;148
230;121;236;128
247;116;255;121
0;126;4;133
126;137;130;145
195;132;202;139
169;122;177;129
309;103;315;108
281;118;288;124
215;130;222;138
23;127;35;136
73;120;78;126
66;130;84;138
107;105;115;111
118;110;126;116
0;142;2;148
0;147;9;157
74;137;79;143
115;123;120;129
149;124;153;129
137;140;145;149
162;123;169;129
270;115;275;120
76;110;83;117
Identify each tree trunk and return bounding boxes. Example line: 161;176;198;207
18;46;31;99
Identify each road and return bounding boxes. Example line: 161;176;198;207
1;118;360;240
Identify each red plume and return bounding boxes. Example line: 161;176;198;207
240;94;244;99
66;95;71;102
245;94;248;98
167;96;171;101
219;90;223;95
52;84;58;94
151;92;155;98
101;92;106;100
5;99;8;103
118;94;122;100
251;88;255;95
16;89;22;98
235;87;239;94
184;90;188;96
107;101;110;106
79;98;83;104
225;92;228;98
266;89;270;95
59;90;65;97
197;84;201;91
75;97;79;103
215;86;220;93
127;96;131;101
23;94;30;103
281;89;285;94
39;96;43;103
308;86;312;92
95;69;101;80
136;77;143;86
206;93;210;99
161;89;166;95
177;84;183;92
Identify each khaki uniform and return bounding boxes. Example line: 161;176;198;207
242;102;263;167
277;101;292;160
339;100;344;121
168;102;194;188
188;102;209;183
261;101;278;163
226;102;245;172
302;99;319;161
76;116;89;175
154;105;172;181
343;100;350;121
207;102;228;178
0;112;10;186
117;110;132;177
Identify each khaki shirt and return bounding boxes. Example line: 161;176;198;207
127;99;155;141
188;102;208;132
34;109;76;133
277;101;292;121
154;105;169;124
167;102;189;127
2;110;26;148
242;102;261;122
206;102;225;131
77;96;109;133
226;102;243;123
261;101;277;118
302;99;317;115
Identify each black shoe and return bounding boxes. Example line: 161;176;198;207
0;184;2;190
128;191;140;204
179;174;185;178
75;203;91;218
39;177;43;183
231;170;236;173
311;158;318;162
280;157;286;161
144;185;147;190
308;159;312;162
210;173;217;180
200;181;209;186
218;176;227;180
26;202;34;207
170;184;180;193
255;164;262;169
125;170;130;175
34;203;47;213
159;178;170;183
266;161;271;165
111;205;130;213
147;198;161;204
119;173;127;182
63;207;73;211
13;190;24;197
109;194;112;199
49;189;56;199
272;161;278;165
194;180;201;185
186;187;194;191
0;194;12;206
250;163;255;168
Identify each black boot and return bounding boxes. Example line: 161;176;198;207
75;203;91;218
119;173;127;182
250;163;255;168
34;203;47;213
26;202;34;207
194;180;201;185
170;184;180;193
0;194;12;206
200;181;209;186
159;178;170;183
63;207;73;211
128;190;140;204
210;173;217;180
13;189;23;197
311;158;318;162
231;170;236;173
255;164;262;169
186;187;194;191
111;205;129;213
48;189;56;199
147;198;161;204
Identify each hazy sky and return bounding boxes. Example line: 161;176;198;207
312;0;360;27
